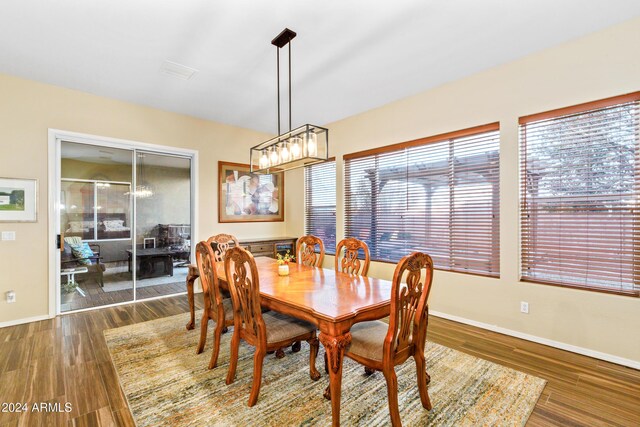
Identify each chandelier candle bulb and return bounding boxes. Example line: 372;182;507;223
306;131;318;157
281;142;290;162
269;147;279;166
259;151;269;169
290;136;301;158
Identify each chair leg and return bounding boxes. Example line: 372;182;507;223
196;313;208;354
275;348;285;358
225;330;240;383
324;352;329;374
308;336;321;381
364;367;375;375
292;340;301;353
414;353;432;410
208;322;224;369
248;350;265;407
383;368;402;427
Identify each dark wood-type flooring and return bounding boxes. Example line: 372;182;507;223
0;294;638;426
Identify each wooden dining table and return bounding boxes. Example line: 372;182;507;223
185;256;393;426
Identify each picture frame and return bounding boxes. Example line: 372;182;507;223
218;161;284;223
144;237;156;249
0;177;38;222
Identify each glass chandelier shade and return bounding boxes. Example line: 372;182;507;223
135;153;154;199
251;124;328;173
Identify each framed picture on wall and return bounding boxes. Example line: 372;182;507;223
0;177;37;222
218;161;284;223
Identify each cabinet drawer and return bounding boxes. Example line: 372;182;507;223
246;244;273;255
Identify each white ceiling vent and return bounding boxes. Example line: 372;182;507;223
160;60;198;80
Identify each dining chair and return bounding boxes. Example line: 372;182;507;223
195;241;234;369
286;234;326;355
335;252;435;426
335;237;370;276
207;233;240;262
224;246;321;407
296;234;325;267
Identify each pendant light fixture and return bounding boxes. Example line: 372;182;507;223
135;152;154;199
250;28;328;173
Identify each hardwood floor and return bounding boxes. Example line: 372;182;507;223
0;294;638;426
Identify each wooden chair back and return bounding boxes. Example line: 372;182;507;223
195;241;223;311
296;235;325;267
207;233;240;262
385;252;434;361
224;246;266;345
335;237;370;276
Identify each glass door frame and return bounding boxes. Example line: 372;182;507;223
48;129;198;316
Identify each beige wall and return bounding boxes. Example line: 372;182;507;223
1;16;638;365
0;73;281;324
286;17;640;363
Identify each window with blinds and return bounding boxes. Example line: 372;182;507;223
305;159;336;255
344;124;500;277
520;92;640;296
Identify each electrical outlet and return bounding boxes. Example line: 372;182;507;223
1;231;16;241
6;291;16;303
520;301;529;314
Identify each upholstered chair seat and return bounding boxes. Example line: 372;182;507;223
220;298;234;322
264;312;317;344
347;320;389;362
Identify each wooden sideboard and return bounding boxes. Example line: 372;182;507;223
239;236;298;259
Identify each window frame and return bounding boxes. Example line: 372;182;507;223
519;92;640;297
343;123;501;278
304;158;337;255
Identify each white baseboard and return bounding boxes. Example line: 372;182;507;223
0;314;54;329
430;310;640;370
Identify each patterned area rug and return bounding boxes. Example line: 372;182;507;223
104;311;546;426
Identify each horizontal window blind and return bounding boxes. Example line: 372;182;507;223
344;124;500;277
520;92;640;296
305;160;336;255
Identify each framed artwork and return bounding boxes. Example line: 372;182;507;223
218;161;284;223
0;177;37;222
144;237;156;249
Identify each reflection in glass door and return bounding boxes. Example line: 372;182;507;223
60;142;134;312
58;141;193;313
134;152;191;300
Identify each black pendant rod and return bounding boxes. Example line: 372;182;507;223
271;28;297;136
289;40;292;132
276;46;280;136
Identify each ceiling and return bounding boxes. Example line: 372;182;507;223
1;1;639;135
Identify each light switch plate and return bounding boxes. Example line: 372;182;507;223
1;231;16;241
6;291;16;303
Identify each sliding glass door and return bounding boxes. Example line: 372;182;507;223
134;151;192;300
60;142;134;311
58;141;192;312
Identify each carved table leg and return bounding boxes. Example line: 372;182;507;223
185;265;198;330
319;331;351;427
